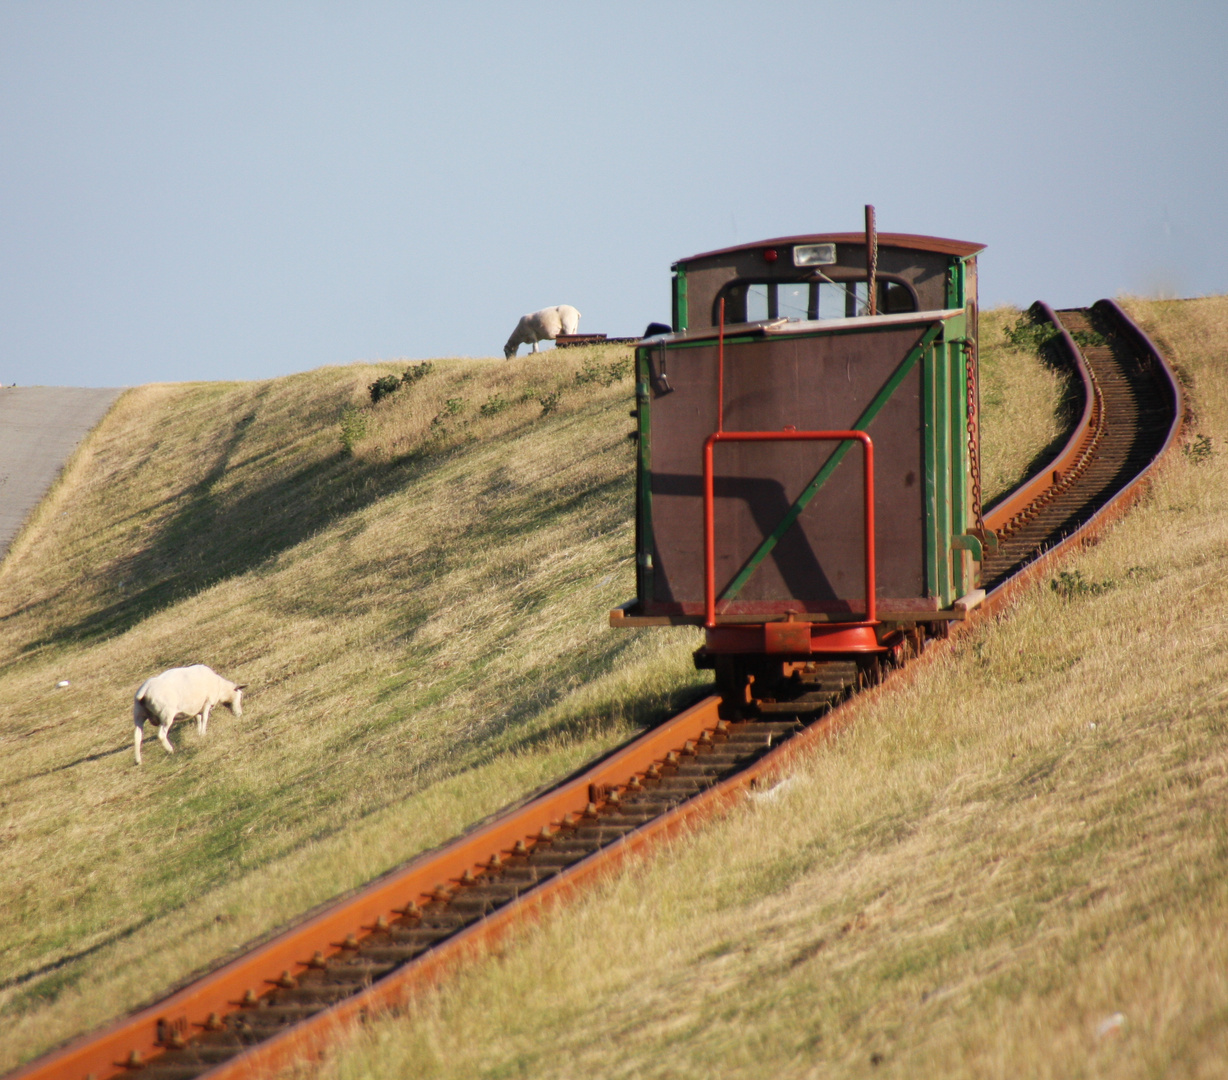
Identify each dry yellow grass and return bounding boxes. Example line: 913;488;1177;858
291;297;1228;1080
0;317;1076;1072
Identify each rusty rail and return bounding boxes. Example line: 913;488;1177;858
6;301;1183;1080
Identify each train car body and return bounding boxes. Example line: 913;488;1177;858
612;230;989;695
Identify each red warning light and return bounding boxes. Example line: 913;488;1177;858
763;248;778;263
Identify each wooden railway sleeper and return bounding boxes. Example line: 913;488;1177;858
230;1003;332;1024
571;811;658;829
496;863;558;882
382;925;461;946
229;1012;312;1036
446;880;524;903
544;839;605;857
526;850;594;868
596;801;673;819
570;818;652;835
639;778;706;796
500;862;563;883
672;756;741;774
350;944;439;964
445;894;519;919
738;720;805;734
406;910;469;929
271;984;362;1006
158;1041;247;1063
671;752;746;768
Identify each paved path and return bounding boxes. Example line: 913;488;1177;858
0;387;123;559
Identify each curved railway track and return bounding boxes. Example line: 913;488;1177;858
7;300;1182;1080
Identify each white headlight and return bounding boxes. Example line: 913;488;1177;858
793;243;836;267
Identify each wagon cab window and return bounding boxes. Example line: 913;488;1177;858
722;277;917;325
745;282;815;321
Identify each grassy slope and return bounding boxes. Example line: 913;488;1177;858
300;298;1228;1080
0;308;1096;1072
0;346;708;1069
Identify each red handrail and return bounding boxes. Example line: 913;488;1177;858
702;430;876;627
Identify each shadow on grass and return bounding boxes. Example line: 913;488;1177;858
498;678;714;763
24;391;632;655
22;434;457;653
0;915;157;1003
9;744;130;786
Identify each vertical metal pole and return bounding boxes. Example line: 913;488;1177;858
704;437;716;628
863;437;876;623
717;298;726;434
865;204;878;316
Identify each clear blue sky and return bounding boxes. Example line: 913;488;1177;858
3;2;1225;387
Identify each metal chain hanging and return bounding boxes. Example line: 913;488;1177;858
965;335;984;531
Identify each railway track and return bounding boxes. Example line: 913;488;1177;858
980;300;1179;589
8;300;1182;1080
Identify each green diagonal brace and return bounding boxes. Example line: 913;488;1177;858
719;321;943;603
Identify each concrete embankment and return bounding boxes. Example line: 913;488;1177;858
0;386;122;558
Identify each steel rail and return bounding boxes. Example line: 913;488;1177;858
6;300;1182;1080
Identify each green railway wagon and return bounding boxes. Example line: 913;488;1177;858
612;224;991;698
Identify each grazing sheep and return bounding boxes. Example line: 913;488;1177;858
503;305;581;358
133;664;246;765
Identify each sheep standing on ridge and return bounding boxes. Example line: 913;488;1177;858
133;664;246;764
503;305;581;358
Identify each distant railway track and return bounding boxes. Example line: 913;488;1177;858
979;299;1181;607
7;300;1182;1080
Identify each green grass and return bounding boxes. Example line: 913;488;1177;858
0;316;1072;1072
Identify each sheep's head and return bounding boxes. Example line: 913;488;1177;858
503;343;517;360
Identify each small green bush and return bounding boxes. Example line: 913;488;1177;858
370;362;434;405
604;357;633;384
539;390;562;416
480;394;509;417
575;356;634;388
338;405;368;455
1005;316;1059;353
1071;329;1107;349
402;361;433;387
1185;433;1214;463
1050;569;1114;599
431;397;466;429
574;358;602;386
368;375;401;404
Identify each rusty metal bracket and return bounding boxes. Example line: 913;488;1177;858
650;340;673;394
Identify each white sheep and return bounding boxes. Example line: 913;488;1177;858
503;305;581;358
132;664;246;765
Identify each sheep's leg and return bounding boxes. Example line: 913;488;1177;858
133;699;151;765
531;341;540;354
157;718;175;755
199;704;212;736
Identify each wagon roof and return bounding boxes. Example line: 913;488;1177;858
674;232;986;267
